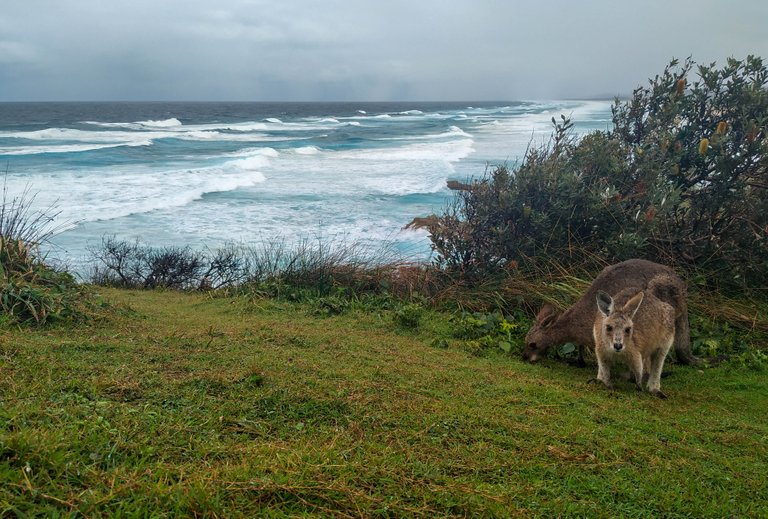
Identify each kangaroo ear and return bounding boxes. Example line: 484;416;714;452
536;304;559;328
596;291;613;317
623;291;645;319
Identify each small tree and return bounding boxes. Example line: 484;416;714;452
612;56;768;283
428;116;630;276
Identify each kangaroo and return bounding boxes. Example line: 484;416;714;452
523;259;699;366
593;281;676;398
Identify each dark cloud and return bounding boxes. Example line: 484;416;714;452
1;0;766;101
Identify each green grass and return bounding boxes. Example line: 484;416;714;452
1;288;766;517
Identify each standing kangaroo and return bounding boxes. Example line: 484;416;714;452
523;259;699;366
593;282;677;398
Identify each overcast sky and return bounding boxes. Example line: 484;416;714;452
1;0;766;102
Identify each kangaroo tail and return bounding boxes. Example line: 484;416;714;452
673;306;702;366
650;274;702;366
649;274;684;313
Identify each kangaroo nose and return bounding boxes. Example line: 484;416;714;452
613;343;623;351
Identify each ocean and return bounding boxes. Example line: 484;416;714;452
0;101;613;272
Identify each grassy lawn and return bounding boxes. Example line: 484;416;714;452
1;288;766;517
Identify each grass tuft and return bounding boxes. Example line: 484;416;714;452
0;179;88;325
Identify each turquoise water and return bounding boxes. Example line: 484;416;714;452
0;101;613;270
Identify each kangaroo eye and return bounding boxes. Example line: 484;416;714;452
606;325;613;332
625;327;632;334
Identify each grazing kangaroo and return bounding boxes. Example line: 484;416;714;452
593;281;676;398
523;259;699;366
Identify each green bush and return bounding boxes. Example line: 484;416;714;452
90;237;246;290
429;56;768;289
451;311;526;354
313;295;351;316
91;236;407;298
393;303;424;329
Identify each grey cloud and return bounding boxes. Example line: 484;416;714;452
0;41;40;64
0;0;766;101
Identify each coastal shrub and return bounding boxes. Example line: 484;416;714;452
90;237;248;290
428;56;768;289
91;237;202;289
612;56;768;285
242;238;398;296
427;116;630;277
0;184;83;324
90;236;425;300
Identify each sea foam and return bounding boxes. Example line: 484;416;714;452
0;141;152;156
0;100;615;267
136;118;183;128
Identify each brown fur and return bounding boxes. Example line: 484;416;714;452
593;281;676;398
523;259;699;365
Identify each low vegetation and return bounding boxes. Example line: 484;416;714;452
89;236;411;297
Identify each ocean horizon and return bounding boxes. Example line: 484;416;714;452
0;100;614;274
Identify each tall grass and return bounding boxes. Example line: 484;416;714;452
0;180;61;246
89;235;431;299
241;237;409;297
0;178;83;325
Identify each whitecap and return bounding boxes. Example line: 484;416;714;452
136;118;182;128
1;127;146;142
82;118;182;130
207;122;270;132
176;130;222;140
0;140;152;156
332;138;475;164
82;121;137;128
377;126;472;142
294;146;321;155
3;147;277;228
